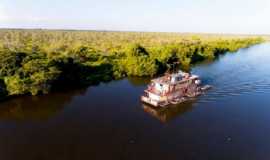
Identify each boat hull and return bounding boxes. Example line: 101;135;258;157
141;96;160;107
141;85;211;107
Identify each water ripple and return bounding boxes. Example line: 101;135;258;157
193;43;270;104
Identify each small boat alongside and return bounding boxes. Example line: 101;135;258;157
141;71;211;107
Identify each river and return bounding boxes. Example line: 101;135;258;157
0;43;270;160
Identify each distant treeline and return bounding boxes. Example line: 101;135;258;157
0;30;265;99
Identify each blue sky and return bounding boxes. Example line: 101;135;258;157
0;0;270;34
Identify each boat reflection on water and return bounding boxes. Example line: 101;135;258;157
142;101;196;123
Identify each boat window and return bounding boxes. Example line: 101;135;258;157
144;92;149;97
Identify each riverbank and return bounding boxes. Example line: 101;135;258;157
0;29;265;99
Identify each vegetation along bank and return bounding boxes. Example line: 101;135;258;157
0;29;265;99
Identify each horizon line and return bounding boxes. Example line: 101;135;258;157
0;27;269;36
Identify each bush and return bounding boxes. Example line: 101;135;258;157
0;79;7;100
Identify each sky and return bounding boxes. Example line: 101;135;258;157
0;0;270;34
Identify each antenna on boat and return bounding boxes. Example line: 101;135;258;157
167;61;180;74
172;61;180;73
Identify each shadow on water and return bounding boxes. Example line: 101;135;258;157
0;89;87;122
127;77;151;86
142;100;196;123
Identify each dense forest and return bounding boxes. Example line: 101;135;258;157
0;29;264;100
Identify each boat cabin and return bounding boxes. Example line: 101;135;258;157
141;70;204;107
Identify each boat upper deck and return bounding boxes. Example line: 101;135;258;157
151;74;199;85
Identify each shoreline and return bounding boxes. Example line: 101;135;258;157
0;30;265;101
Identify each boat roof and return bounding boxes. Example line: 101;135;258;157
151;74;199;85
